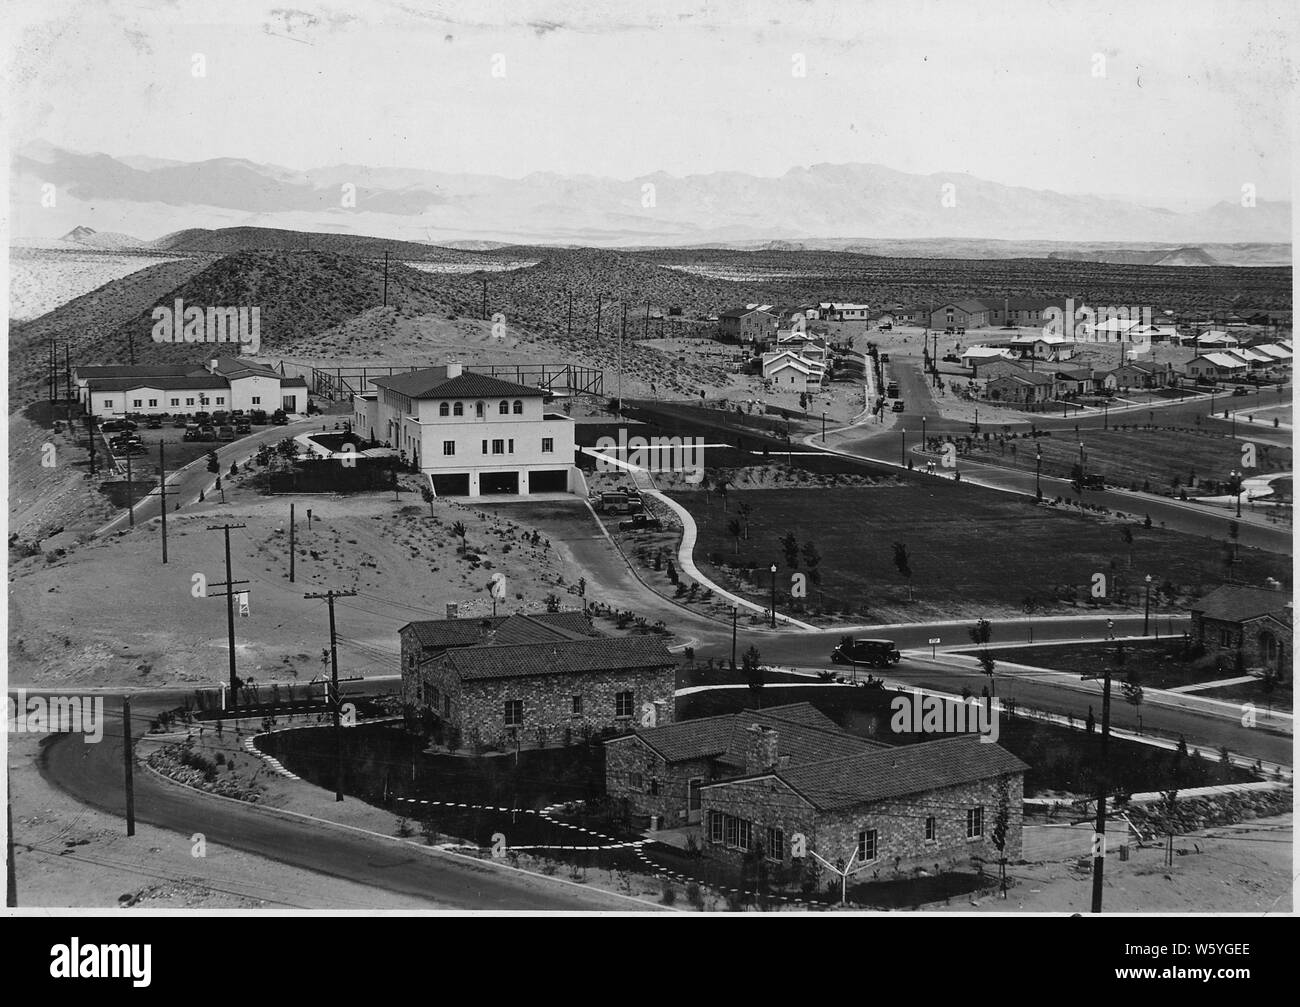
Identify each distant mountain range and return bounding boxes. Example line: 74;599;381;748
12;142;1291;251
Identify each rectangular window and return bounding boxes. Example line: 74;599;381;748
444;695;451;718
105;400;113;408
766;827;784;862
1219;629;1233;647
186;398;194;406
132;399;142;408
737;819;752;852
724;814;738;848
967;807;984;838
571;695;583;716
858;828;878;863
216;397;225;405
628;772;643;791
615;691;634;718
649;778;660;796
709;811;723;844
443;440;455;456
542;438;554;453
252;396;260;405
148;399;157;407
503;699;523;727
925;816;937;842
482;440;488;454
422;683;433;707
170;398;179;406
507;439;514;454
492;439;504;455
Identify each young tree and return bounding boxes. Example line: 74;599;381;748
450;520;467;553
991;775;1012;898
728;518;743;555
802;540;822;586
969;618;994;696
1121;525;1134;567
1121;667;1144;734
742;645;764;696
737;501;752;540
780;530;800;569
892;541;913;601
206;451;220;474
420;484;436;517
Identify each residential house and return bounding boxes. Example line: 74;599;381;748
1185;354;1248;383
820;303;872;322
356;364;576;496
961;346;1017;370
605;702;880;827
986;297;1067;328
719;306;778;344
762;351;818;393
402;613;677;746
76;357;308;417
1105;361;1175;391
1190;585;1292;678
1011;334;1075;361
1254;343;1293;363
1195;330;1241;349
986;370;1058;405
699;734;1028;878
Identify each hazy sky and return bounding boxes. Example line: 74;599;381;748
6;0;1295;206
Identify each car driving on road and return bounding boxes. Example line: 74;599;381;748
830;638;902;667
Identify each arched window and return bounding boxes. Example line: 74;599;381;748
512;400;523;414
498;400;509;415
439;402;449;417
453;402;464;416
475;401;485;418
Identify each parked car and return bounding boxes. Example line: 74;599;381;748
194;411;211;425
271;409;288;425
235;420;251;435
172;415;189;428
146;416;163;429
122;442;148;457
182;425;202;442
198;424;218;441
250;409;268;425
943;353;960;363
1232;385;1248;396
618;514;663;532
830;638;902;667
212;410;229;426
99;419;137;433
218;425;236;442
891;400;905;412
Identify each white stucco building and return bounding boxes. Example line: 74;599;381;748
76;357;308;417
354;363;578;497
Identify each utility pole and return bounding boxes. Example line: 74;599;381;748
643;298;650;339
123;696;136;837
731;607;738;668
595;293;602;341
305;589;358;802
158;442;168;563
481;278;488;320
125;448;134;527
567;291;573;339
86;413;97;476
382;250;389;308
208;524;249;712
618;301;626;411
6;770;17;906
289;503;296;582
1082;665;1114;912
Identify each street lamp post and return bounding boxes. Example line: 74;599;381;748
1102;400;1108;430
821;411;826;442
921;415;927;452
769;563;778;628
1143;574;1152;635
900;428;906;467
1035;445;1042;500
1231;469;1242;517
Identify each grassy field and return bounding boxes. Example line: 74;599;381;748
965;640;1240;690
954;427;1291;495
673;481;1292;623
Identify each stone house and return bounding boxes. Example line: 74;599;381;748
604;703;880;827
986;370;1057;404
1190;585;1292;678
700;734;1028;879
719;307;777;345
414;634;677;749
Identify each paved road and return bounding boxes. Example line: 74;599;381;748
35;691;652;911
97;417;326;535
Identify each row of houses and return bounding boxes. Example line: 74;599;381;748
968;357;1179;404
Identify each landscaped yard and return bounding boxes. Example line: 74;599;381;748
960;639;1254;691
673;481;1292;623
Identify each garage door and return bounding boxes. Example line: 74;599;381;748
480;470;519;495
528;469;569;493
431;473;470;496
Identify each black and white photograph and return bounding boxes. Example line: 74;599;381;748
2;0;1295;939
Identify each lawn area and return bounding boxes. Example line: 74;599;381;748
673;481;1292;623
955;427;1290;495
963;640;1238;691
1192;679;1292;708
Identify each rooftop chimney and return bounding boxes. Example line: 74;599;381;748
446;362;463;378
745;724;779;775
